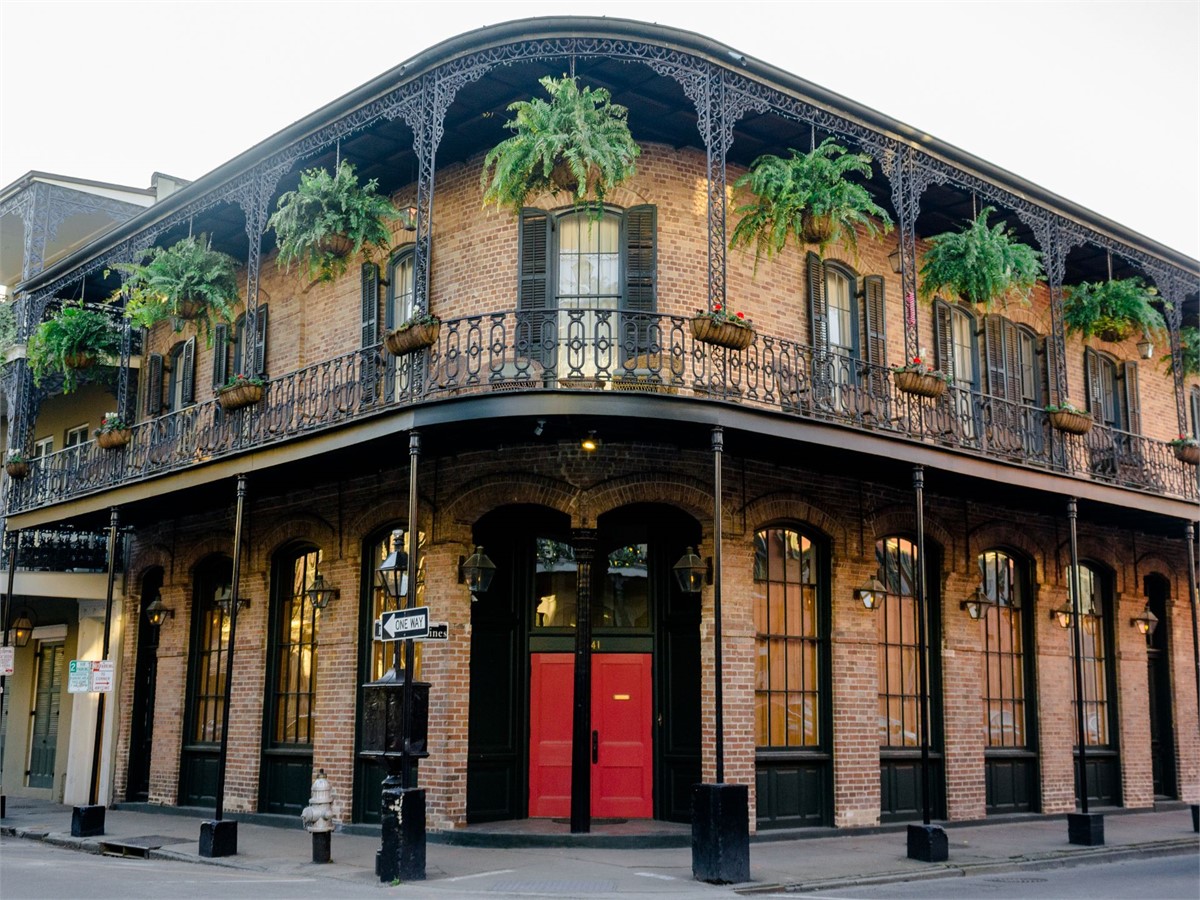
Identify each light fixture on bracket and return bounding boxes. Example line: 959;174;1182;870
854;576;887;611
1130;603;1158;637
581;431;599;452
959;584;996;620
306;573;340;610
145;592;175;627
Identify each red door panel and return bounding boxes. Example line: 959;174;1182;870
528;653;573;817
591;653;653;818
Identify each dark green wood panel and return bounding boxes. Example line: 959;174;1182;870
985;753;1038;813
260;749;313;816
756;757;829;828
179;748;218;808
880;756;944;822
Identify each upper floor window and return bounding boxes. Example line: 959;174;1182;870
212;306;268;390
983;315;1042;407
167;340;194;411
807;253;886;371
64;424;89;448
387;246;416;329
933;299;979;392
33;436;53;458
1084;348;1140;433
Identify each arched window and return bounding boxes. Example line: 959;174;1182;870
877;536;924;749
978;550;1030;748
1074;563;1111;747
753;526;825;749
386;246;416;331
266;545;322;748
166;338;195;411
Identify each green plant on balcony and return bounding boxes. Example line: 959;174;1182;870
117;234;240;341
890;352;951;399
94;411;132;450
216;372;266;411
6;448;29;480
1169;435;1199;465
1044;400;1092;436
27;301;122;392
1165;326;1200;378
384;312;442;356
689;304;756;350
269;160;401;283
1062;277;1165;343
919;207;1043;308
729;138;892;265
480;75;641;214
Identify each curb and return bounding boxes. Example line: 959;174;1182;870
736;838;1200;894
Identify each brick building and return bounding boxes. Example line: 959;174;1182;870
2;17;1197;834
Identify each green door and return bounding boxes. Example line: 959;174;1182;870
28;643;64;789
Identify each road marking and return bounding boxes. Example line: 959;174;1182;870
442;868;515;882
635;872;677;880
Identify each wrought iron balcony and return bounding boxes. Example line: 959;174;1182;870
8;308;1197;514
1;528;116;572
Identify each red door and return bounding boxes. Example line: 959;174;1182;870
528;653;574;817
528;652;654;819
591;653;653;818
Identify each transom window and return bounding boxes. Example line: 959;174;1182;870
595;543;649;629
979;550;1028;748
754;527;822;749
533;538;577;629
64;425;89;448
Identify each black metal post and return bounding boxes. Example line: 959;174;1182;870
1185;523;1199;833
0;530;19;820
1067;497;1103;844
201;474;247;857
906;466;947;862
72;507;120;837
401;431;421;791
570;528;596;834
692;424;748;884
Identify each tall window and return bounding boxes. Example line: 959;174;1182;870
979;550;1027;747
533;538;577;629
166;338;195;411
754;527;822;748
826;267;855;360
877;536;923;748
365;529;424;680
1074;564;1111;746
268;547;322;746
983;315;1041;407
1085;348;1140;433
189;560;233;744
387;247;415;329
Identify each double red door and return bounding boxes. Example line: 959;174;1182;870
528;653;653;818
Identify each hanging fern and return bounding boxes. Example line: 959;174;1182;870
1062;277;1165;342
1166;325;1200;378
27;301;123;392
481;75;641;215
729;138;892;264
918;207;1043;308
269;160;400;283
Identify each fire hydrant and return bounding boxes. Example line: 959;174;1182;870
300;768;335;863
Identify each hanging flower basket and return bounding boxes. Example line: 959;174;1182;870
385;321;441;356
1048;409;1093;436
217;381;264;411
690;315;755;351
5;461;29;479
96;429;132;450
1172;443;1199;465
319;233;356;259
174;295;206;321
801;212;836;245
893;369;947;399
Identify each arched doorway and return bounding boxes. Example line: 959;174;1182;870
465;503;701;824
125;568;164;801
1143;573;1176;799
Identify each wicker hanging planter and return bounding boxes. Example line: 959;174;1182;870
96;429;132;450
5;461;29;479
174;296;206;320
320;234;356;258
385;321;441;356
63;352;97;370
1096;322;1134;343
217;382;264;411
893;370;948;399
1172;443;1200;465
1048;409;1093;435
801;212;835;245
689;316;755;351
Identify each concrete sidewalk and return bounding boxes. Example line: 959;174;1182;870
1;796;1196;896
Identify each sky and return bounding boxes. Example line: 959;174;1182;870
2;0;1197;260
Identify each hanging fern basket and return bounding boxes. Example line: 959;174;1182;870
1049;410;1093;435
63;352;97;370
174;296;207;321
319;234;356;258
801;212;835;245
6;462;29;479
385;322;441;356
689;316;755;351
894;370;947;399
1096;322;1134;343
96;429;132;450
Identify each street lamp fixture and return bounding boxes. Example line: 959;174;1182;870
959;585;995;620
1130;604;1159;637
855;576;887;611
459;546;496;595
214;585;249;616
581;431;599;452
306;574;339;610
1051;601;1074;629
145;593;174;627
376;530;409;600
888;247;903;274
11;609;34;647
672;547;711;594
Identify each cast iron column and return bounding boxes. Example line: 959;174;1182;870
1067;497;1103;844
201;474;248;857
1185;523;1199;832
402;431;421;790
72;508;120;836
906;466;947;862
0;530;19;819
712;425;726;784
570;528;597;834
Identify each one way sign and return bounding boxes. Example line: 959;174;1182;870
377;607;430;641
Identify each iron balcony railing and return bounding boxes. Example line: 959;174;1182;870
8;308;1197;513
1;527;116;572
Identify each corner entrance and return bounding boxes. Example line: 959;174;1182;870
529;653;653;818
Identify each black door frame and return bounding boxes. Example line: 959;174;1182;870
125;568;164;801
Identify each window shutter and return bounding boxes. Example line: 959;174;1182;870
518;208;552;366
622;205;657;358
1084;347;1104;421
983;315;1005;398
1002;319;1021;403
933;298;953;378
1041;336;1056;405
362;263;380;345
861;275;887;365
181;337;196;405
1122;361;1141;434
806;252;827;354
212;323;229;388
253;304;269;377
1191;386;1200;438
145;353;163;416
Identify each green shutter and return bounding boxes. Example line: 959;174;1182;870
861;274;887;393
518;208;552;366
983;315;1005;398
145;353;163;416
932;298;953;379
1084;347;1104;422
622;205;657;358
1122;361;1140;434
253;305;269;377
806;252;827;354
362;263;380;346
1191;386;1200;438
181;337;196;404
212;323;229;389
